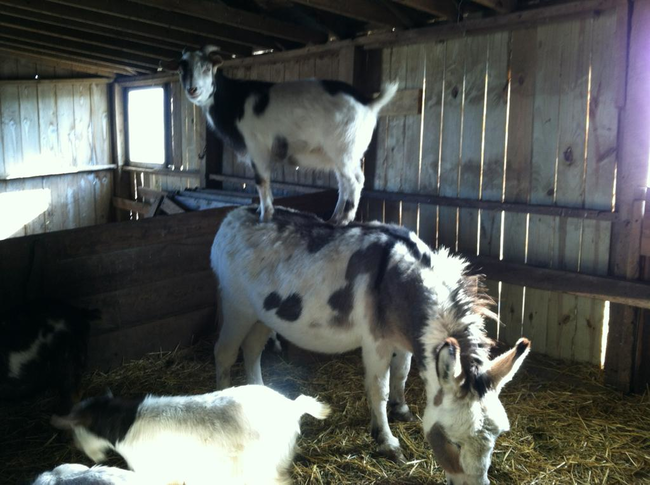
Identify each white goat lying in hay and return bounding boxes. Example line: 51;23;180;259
212;206;531;485
31;464;137;485
50;385;330;485
161;46;398;224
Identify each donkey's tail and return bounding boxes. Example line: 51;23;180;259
369;81;399;113
294;395;331;420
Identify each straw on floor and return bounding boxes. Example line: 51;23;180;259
1;340;648;485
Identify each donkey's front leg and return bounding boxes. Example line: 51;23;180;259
388;349;417;422
362;344;405;463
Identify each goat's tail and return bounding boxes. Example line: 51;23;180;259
369;81;399;113
294;395;331;420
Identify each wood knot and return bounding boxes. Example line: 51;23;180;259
518;74;525;86
546;187;554;197
563;146;574;164
451;86;459;99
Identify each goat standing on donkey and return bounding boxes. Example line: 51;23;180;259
162;45;397;224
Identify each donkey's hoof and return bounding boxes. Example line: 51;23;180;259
389;408;418;423
378;444;406;463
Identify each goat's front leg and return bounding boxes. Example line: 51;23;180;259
330;168;354;225
362;343;405;463
388;349;417;422
251;160;274;222
330;164;364;225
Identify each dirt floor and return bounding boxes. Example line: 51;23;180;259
2;339;649;485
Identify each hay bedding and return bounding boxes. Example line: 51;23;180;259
1;341;649;485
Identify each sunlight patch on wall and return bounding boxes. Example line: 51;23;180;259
0;189;51;240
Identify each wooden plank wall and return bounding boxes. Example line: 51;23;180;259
368;8;624;366
0;208;223;370
0;55;113;238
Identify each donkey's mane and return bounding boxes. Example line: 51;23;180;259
447;265;496;398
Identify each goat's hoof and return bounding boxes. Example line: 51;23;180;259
378;444;406;464
260;210;274;222
388;408;418;423
326;215;350;226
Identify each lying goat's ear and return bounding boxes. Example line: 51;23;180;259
50;413;80;430
159;58;180;72
435;338;463;390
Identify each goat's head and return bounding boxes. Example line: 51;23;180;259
423;337;530;485
160;46;224;106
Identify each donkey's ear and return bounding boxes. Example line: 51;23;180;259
435;338;463;389
486;338;531;393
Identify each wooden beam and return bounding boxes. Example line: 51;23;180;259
0;76;113;86
0;0;251;56
160;197;185;215
208;173;620;222
0;43;138;75
0;164;116;181
290;0;401;26
0;3;186;53
0;47;121;77
472;0;517;14
0;29;156;71
360;0;624;49
469;256;650;310
391;0;459;19
0;14;179;62
112;197;149;214
218;0;622;68
122;165;201;179
49;0;321;46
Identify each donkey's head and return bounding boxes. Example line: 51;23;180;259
160;46;224;106
423;337;530;485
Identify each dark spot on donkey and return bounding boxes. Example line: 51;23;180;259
263;292;303;322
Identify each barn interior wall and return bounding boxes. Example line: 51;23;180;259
368;10;627;367
0;55;113;239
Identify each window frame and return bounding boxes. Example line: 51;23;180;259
124;83;172;169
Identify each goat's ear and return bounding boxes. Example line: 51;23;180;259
159;58;180;72
435;338;463;389
485;338;530;394
203;45;224;69
50;413;80;430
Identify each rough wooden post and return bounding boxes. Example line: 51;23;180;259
605;0;650;392
110;82;132;222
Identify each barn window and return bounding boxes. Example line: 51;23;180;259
126;86;167;165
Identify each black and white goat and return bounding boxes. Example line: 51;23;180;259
51;385;330;485
0;300;98;413
31;464;138;485
161;46;398;224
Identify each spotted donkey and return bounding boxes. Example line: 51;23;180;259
212;207;530;485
